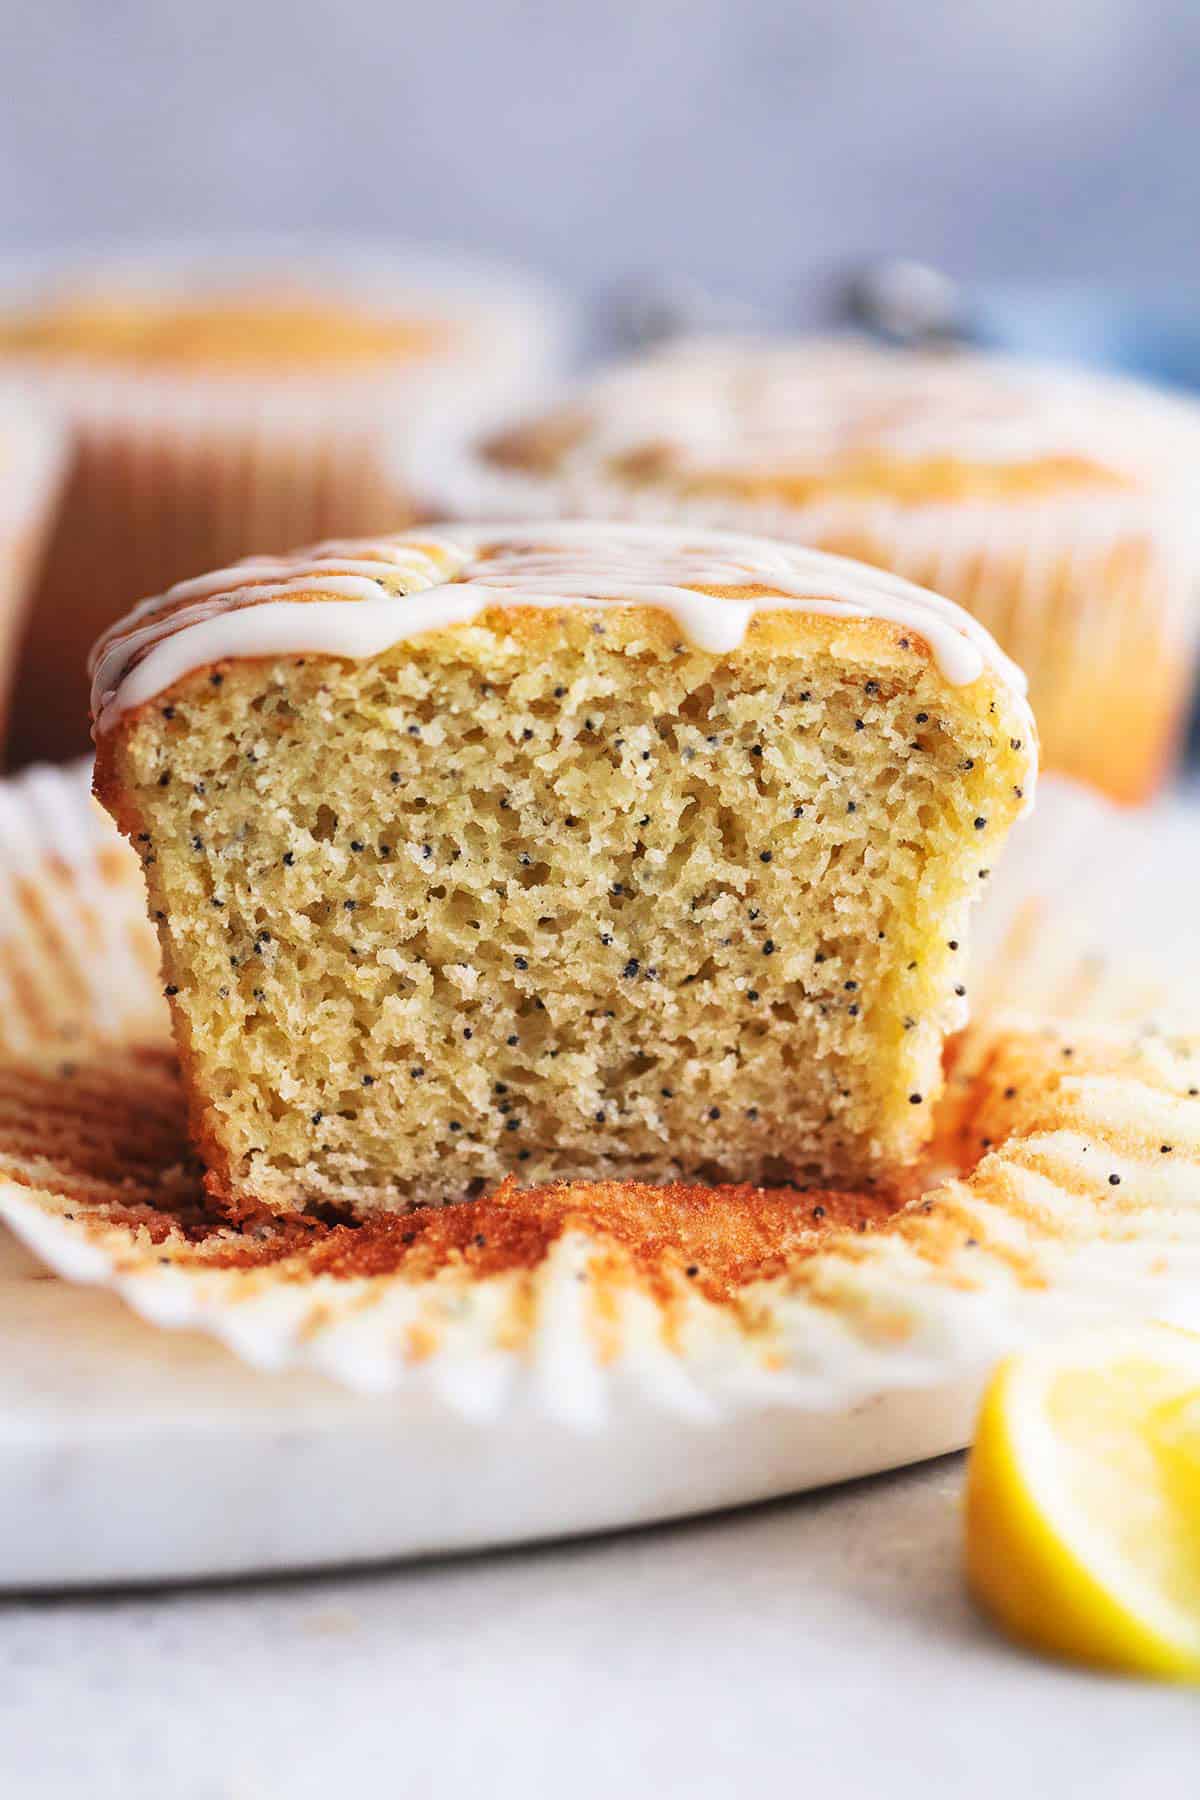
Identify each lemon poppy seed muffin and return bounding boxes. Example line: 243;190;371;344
420;336;1200;805
92;521;1035;1217
0;240;567;765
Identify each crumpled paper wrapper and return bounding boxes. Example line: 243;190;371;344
0;763;1197;1423
0;759;166;1056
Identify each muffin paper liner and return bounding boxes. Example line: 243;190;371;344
967;775;1200;1032
0;387;66;741
2;1019;1200;1424
0;765;1198;1425
0;382;65;534
0;759;165;1055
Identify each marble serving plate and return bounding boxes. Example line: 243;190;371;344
0;1229;984;1589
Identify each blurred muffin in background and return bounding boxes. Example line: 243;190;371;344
0;389;64;745
416;336;1200;804
0;240;569;766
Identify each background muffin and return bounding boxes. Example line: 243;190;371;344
416;336;1200;805
0;239;569;766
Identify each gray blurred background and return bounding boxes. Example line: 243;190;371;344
4;0;1199;320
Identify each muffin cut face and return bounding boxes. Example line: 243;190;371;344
93;523;1035;1216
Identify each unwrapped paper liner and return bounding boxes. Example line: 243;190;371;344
0;759;166;1055
1;764;1199;1420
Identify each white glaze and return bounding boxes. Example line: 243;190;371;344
91;522;1034;743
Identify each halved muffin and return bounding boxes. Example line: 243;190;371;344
417;336;1200;805
92;521;1035;1216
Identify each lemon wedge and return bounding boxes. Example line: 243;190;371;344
966;1323;1200;1680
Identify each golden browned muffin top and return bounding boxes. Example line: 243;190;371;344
473;336;1200;505
0;290;447;370
89;519;1036;737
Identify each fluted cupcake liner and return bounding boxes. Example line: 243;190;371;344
0;387;65;746
0;759;165;1056
0;763;1197;1451
2;1018;1200;1432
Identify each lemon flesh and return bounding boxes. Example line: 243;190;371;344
966;1324;1200;1681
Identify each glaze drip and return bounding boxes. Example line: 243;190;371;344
90;520;1033;740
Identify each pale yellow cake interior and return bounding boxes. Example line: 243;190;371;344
102;590;1031;1217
